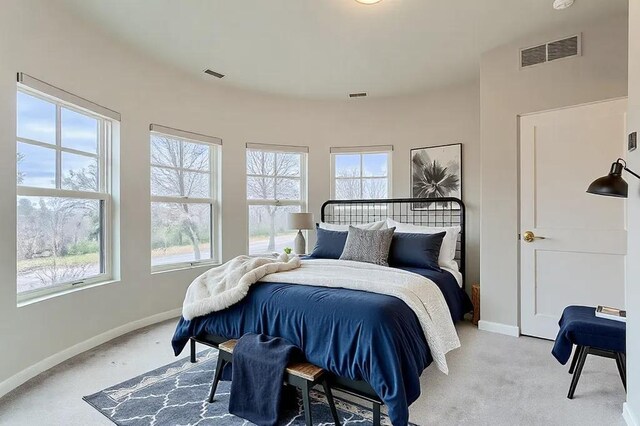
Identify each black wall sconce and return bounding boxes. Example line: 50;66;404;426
587;158;640;198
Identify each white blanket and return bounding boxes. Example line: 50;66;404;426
182;256;460;374
181;254;301;321
260;259;460;374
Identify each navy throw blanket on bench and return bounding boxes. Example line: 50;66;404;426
229;333;301;426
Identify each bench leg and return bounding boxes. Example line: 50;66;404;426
190;338;196;363
321;379;341;426
615;352;627;392
372;402;381;426
568;345;589;399
301;380;313;426
569;345;583;374
208;357;227;403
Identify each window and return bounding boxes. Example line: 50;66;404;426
16;74;119;300
246;143;308;255
331;146;392;199
150;124;221;271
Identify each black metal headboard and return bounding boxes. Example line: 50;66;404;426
320;197;465;284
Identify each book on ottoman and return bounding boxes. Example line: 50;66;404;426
595;305;626;323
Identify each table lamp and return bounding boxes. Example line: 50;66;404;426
288;213;314;254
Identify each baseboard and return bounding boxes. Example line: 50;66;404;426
0;307;182;400
624;403;639;426
477;320;520;337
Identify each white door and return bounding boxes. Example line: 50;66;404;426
520;98;627;339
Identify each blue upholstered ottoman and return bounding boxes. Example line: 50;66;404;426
552;305;626;399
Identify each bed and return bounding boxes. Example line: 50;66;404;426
171;197;472;426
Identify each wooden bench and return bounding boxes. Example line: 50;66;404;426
209;339;341;426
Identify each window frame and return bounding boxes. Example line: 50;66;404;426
246;145;309;255
150;128;221;272
16;85;114;303
330;147;393;200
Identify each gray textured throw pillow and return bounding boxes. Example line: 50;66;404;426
339;226;396;266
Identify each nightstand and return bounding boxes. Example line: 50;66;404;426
471;284;480;325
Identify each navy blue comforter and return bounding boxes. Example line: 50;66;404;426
172;266;471;426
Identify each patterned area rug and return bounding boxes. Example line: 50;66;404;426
84;349;401;425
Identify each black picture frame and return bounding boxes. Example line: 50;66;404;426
410;143;462;210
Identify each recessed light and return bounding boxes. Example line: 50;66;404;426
204;69;225;78
553;0;574;10
349;92;367;98
356;0;382;4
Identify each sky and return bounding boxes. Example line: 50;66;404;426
335;153;388;177
17;91;389;191
17;91;98;189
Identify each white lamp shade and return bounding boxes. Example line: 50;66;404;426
288;212;314;230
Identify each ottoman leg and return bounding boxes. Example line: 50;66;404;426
568;345;589;399
569;346;583;374
615;352;627;392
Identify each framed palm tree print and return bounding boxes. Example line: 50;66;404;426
411;143;462;209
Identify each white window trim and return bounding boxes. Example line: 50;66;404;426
330;147;393;200
150;123;222;146
16;84;116;304
18;73;121;121
150;129;222;273
246;145;308;255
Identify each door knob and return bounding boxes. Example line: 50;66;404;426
522;231;546;243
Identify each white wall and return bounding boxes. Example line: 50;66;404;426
0;0;480;391
625;1;640;424
479;14;629;330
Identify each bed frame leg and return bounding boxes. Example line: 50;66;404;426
372;401;381;426
190;338;196;363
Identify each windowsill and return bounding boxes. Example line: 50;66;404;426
248;253;279;257
17;278;120;308
248;253;306;259
151;262;221;275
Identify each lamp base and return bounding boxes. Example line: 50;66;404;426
294;230;306;255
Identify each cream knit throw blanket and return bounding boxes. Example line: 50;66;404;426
181;254;301;321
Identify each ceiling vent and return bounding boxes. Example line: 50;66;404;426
204;69;225;78
520;34;581;68
349;92;367;98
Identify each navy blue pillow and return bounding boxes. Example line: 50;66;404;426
388;231;446;271
309;226;348;259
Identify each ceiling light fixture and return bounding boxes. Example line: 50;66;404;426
553;0;574;10
355;0;382;4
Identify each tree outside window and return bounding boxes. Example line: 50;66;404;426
150;132;219;270
333;151;391;199
247;148;306;254
16;89;112;297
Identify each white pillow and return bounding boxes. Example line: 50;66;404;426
319;220;387;232
386;218;460;271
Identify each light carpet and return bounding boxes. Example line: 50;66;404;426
0;321;627;425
